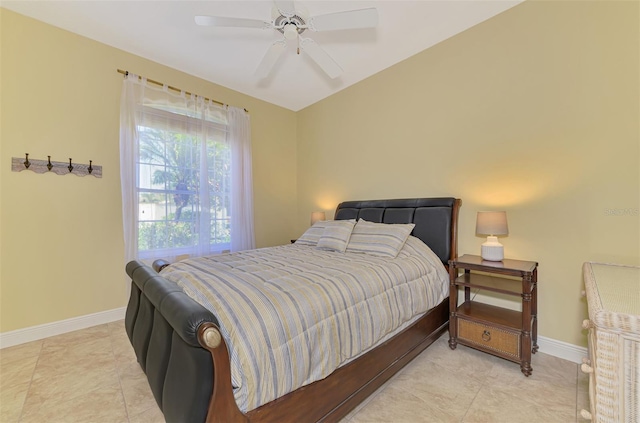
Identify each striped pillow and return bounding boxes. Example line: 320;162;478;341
295;221;329;246
346;219;415;258
316;220;356;253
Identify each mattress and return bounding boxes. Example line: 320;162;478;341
582;262;640;423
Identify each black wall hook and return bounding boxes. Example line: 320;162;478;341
68;158;73;173
47;156;53;171
88;160;93;174
24;153;30;169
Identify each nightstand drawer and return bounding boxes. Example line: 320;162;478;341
457;319;521;360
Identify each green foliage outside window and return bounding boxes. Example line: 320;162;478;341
137;125;231;254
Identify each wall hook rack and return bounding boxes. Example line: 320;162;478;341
11;154;102;178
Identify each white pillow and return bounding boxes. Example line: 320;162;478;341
316;220;356;253
346;219;415;258
295;221;329;246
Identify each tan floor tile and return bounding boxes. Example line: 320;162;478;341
115;355;139;378
111;332;138;369
120;367;160;417
20;382;128;423
530;351;579;385
340;382;387;421
39;325;110;353
39;334;113;361
0;380;30;423
394;359;483;420
116;356;142;380
117;358;145;380
31;345;116;381
0;354;38;389
0;340;43;363
128;403;165;423
462;384;575;423
108;320;128;337
22;358;120;415
485;353;577;415
431;342;503;383
110;326;131;346
108;319;126;335
351;384;459;423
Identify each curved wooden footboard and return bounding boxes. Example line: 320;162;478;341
198;322;249;422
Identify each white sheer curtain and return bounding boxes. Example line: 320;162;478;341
119;73;255;263
229;107;255;252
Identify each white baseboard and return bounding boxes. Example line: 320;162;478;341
538;335;587;364
0;307;127;349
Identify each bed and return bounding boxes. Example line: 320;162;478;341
124;197;461;422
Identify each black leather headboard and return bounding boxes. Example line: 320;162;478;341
334;197;461;265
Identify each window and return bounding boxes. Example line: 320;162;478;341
136;108;231;259
120;74;254;262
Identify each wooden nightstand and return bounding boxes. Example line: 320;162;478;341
448;254;538;376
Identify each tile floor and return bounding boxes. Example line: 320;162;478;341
1;321;589;422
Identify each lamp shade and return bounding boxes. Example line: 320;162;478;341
310;211;326;225
476;211;509;236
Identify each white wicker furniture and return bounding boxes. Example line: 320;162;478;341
581;262;640;422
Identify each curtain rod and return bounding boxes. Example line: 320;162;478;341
117;69;244;111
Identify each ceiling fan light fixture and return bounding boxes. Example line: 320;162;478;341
283;23;298;40
195;1;378;80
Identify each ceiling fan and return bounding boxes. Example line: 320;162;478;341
195;1;378;79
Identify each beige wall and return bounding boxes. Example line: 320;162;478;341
296;1;639;346
0;9;297;332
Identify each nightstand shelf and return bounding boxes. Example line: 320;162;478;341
454;273;525;297
448;254;538;376
456;301;521;330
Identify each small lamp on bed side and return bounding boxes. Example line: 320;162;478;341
476;211;509;261
310;211;326;226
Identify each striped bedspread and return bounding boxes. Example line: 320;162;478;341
160;236;449;412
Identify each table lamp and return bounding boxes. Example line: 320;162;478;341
310;211;326;226
476;211;509;261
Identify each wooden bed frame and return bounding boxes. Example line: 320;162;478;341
125;197;460;423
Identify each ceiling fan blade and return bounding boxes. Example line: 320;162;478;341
310;8;378;31
255;41;287;79
300;38;343;79
195;15;269;29
274;1;296;17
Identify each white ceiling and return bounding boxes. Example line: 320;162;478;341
1;1;523;111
